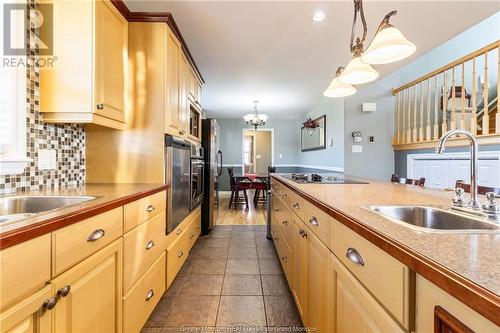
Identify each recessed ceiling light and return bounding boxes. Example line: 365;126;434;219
312;10;326;22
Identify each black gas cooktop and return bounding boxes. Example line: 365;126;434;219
281;173;368;184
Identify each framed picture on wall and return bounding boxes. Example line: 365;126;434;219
301;115;326;152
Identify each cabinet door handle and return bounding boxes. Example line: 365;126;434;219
281;256;287;262
178;250;184;258
282;193;287;198
146;204;155;212
145;240;155;250
57;285;71;297
42;297;58;311
346;247;365;266
96;103;104;110
87;229;105;242
176;228;183;235
309;217;319;227
282;220;288;225
293;203;300;209
189;233;195;239
145;289;155;301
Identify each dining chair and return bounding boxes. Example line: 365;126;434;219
391;174;426;186
455;180;500;195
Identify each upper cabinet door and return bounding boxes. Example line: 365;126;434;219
165;30;181;134
94;0;128;123
179;54;190;136
40;0;127;129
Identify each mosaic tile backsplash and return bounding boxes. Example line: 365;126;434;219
0;0;85;194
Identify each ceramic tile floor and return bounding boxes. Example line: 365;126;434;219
141;225;303;333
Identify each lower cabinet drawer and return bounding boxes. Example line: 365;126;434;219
186;211;201;251
330;219;411;328
124;190;166;232
0;234;51;310
289;191;331;248
166;233;189;288
275;227;292;281
123;252;166;333
52;207;123;275
123;213;166;293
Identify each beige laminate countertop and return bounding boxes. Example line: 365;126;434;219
272;174;500;299
0;183;167;249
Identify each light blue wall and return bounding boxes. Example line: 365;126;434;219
343;12;500;180
217;118;300;166
297;98;345;169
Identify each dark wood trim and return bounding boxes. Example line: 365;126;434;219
110;0;205;83
301;114;327;152
271;176;500;326
434;306;475;333
0;185;168;250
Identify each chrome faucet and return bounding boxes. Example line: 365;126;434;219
435;130;480;210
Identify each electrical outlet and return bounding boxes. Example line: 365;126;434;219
38;149;56;170
256;154;262;159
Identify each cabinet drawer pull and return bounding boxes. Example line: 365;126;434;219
42;297;58;311
273;236;279;241
309;217;319;227
189;233;195;239
282;193;287;198
274;208;279;212
281;256;288;262
178;250;184;258
145;240;155;250
176;228;183;235
282;220;288;225
87;229;105;242
293;203;300;209
57;285;71;297
346;247;365;266
96;103;104;110
145;289;155;301
146;204;155;212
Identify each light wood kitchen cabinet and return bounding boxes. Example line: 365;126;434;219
416;275;498;333
40;0;127;129
165;28;182;136
50;239;123;333
290;217;308;324
307;229;333;333
0;234;51;311
331;253;405;333
0;285;53;333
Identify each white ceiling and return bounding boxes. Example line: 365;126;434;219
124;1;499;119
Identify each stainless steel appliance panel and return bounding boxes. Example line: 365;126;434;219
165;135;191;233
201;119;221;234
190;143;204;210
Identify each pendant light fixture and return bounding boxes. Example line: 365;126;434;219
362;11;416;65
244;100;268;130
324;0;416;97
323;67;357;98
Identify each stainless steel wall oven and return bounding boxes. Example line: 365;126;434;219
190;143;204;210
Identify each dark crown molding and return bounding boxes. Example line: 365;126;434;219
110;0;204;83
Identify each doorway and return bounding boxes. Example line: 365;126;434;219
242;128;274;174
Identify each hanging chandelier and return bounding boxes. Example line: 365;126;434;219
325;0;416;96
244;100;268;130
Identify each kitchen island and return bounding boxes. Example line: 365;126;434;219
270;174;499;332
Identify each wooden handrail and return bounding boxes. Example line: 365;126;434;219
393;40;499;94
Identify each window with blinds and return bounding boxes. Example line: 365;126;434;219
0;0;28;175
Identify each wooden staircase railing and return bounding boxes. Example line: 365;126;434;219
392;40;500;150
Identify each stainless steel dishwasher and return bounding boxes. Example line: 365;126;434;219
165;134;191;233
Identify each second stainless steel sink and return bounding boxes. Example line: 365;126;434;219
368;205;500;233
0;195;97;224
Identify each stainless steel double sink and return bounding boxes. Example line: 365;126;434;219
0;195;97;225
368;205;500;233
